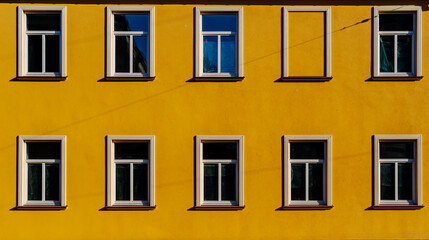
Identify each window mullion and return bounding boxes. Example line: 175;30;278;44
217;35;221;74
218;162;221;201
394;34;398;73
129;36;133;73
130;163;134;201
42;162;46;202
42;34;46;73
395;162;398;201
305;162;309;201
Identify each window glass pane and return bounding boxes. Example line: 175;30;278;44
220;36;236;74
380;163;395;200
204;164;218;201
116;164;130;200
202;14;237;32
45;35;60;72
132;36;148;73
380;142;414;159
28;35;42;72
291;164;305;200
203;36;218;73
221;164;236;201
309;164;323;200
397;35;412;73
45;164;59;201
380;36;394;72
379;14;414;31
203;142;237;159
115;36;130;73
28;164;42;200
27;14;61;31
114;142;149;159
27;142;61;159
133;164;148;201
290;142;325;159
114;14;149;32
398;163;413;200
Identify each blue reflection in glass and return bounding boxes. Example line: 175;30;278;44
115;14;149;32
133;36;148;73
221;36;236;74
202;14;237;32
203;36;218;73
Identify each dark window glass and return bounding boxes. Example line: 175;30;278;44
398;163;413;200
115;36;130;72
28;35;42;72
380;36;394;72
28;164;42;200
291;164;305;200
290;142;325;159
45;164;59;201
203;36;218;73
133;36;148;73
309;164;323;200
116;164;130;200
379;14;414;31
115;142;149;159
397;35;412;72
202;14;237;32
27;142;61;159
380;163;395;200
221;164;236;201
380;142;414;159
203;142;237;159
133;164;148;201
27;14;61;31
220;36;236;74
204;164;218;201
114;14;149;32
45;35;60;72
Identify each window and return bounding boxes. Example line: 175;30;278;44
195;135;244;207
18;6;66;78
106;7;155;79
373;6;421;79
283;135;332;208
195;7;243;78
107;136;155;207
373;135;422;207
18;136;66;207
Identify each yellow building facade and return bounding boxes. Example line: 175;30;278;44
0;1;428;239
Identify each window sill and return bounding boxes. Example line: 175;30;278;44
371;76;423;81
103;76;155;81
369;205;424;210
280;205;333;210
13;205;67;210
280;76;332;82
190;205;245;211
15;76;67;81
191;76;244;82
101;205;156;211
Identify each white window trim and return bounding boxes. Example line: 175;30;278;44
107;135;155;206
373;6;421;77
18;6;67;77
283;135;332;207
194;7;243;78
18;135;66;206
195;135;244;206
373;135;422;206
283;7;331;78
106;6;155;78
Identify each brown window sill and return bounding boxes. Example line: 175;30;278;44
369;205;424;210
191;76;244;82
15;76;67;81
280;76;332;82
101;205;156;211
103;76;155;81
12;205;67;210
280;205;333;210
371;76;423;81
191;205;245;211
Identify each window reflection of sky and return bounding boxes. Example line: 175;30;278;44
202;14;237;32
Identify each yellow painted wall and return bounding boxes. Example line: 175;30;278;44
0;3;427;239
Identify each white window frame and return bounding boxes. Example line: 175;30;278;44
373;135;422;206
18;6;67;77
107;135;155;206
283;135;332;206
194;7;243;78
283;7;331;78
195;135;244;206
106;6;155;78
373;6;421;77
18;135;66;206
